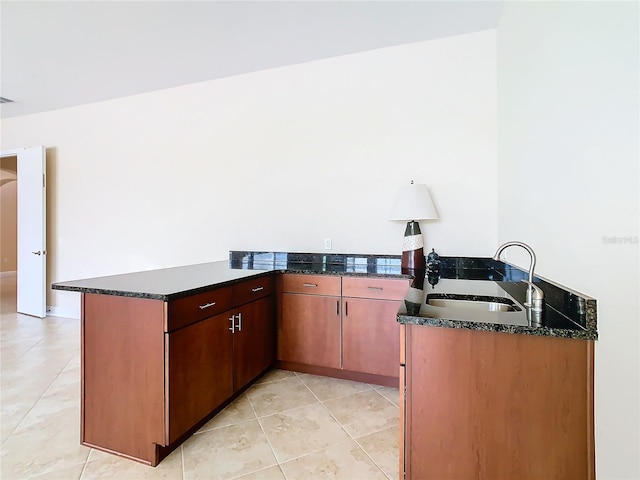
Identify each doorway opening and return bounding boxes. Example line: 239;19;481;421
0;156;18;308
1;146;47;318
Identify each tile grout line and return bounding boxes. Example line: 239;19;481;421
372;386;400;408
296;372;392;477
252;371;363;474
245;382;285;480
180;444;185;480
0;345;78;450
78;453;90;480
313;384;399;479
351;433;396;480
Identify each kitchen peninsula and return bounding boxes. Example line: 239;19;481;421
52;251;597;478
51;253;411;466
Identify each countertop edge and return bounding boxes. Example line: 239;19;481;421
398;315;598;341
51;268;409;301
52;253;597;341
51;268;275;301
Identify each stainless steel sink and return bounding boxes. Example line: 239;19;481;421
426;294;521;312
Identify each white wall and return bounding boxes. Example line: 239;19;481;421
497;2;639;479
0;29;498;318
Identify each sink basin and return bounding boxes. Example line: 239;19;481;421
426;294;521;312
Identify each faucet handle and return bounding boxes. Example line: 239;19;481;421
521;279;544;311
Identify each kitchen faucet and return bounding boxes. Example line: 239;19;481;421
493;241;544;310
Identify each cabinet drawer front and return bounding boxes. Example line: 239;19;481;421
282;274;341;296
233;275;274;306
342;276;409;300
166;287;232;331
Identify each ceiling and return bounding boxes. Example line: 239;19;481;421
0;1;502;119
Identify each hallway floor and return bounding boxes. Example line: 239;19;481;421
0;273;399;479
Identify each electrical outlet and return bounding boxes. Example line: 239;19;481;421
324;238;332;250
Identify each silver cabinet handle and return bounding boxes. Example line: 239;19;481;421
199;302;216;310
236;312;242;332
367;287;383;291
229;315;235;333
251;286;264;292
302;283;318;288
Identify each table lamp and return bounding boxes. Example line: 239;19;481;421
389;181;438;271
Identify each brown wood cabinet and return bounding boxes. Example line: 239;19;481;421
81;275;275;466
342;298;402;378
82;294;165;465
166;310;233;444
232;295;275;391
342;277;408;380
401;324;595;480
278;274;341;369
278;273;409;384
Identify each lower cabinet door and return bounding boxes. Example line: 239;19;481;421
278;293;341;369
233;295;275;391
404;325;595;480
342;297;402;378
82;294;166;464
166;311;233;444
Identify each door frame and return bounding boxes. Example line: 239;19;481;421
1;147;47;317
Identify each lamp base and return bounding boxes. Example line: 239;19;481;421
401;220;426;272
403;268;425;315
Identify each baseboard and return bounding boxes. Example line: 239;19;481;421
275;361;399;388
46;305;81;320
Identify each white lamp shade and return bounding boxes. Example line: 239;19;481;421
389;183;438;221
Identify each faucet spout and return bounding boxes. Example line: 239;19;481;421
493;241;541;308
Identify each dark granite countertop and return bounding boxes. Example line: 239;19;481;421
51;252;408;301
52;251;597;341
51;261;273;301
399;256;597;341
229;251;408;277
231;251;597;341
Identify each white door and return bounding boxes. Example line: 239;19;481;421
16;147;46;317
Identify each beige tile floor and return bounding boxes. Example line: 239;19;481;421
0;274;400;479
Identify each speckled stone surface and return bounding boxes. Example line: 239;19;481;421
400;316;598;340
229;251;406;277
51;253;408;301
398;256;598;341
51;261;273;301
53;251;597;341
231;252;598;341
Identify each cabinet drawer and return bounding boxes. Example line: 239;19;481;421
282;274;341;296
342;276;409;301
166;286;233;332
233;275;274;306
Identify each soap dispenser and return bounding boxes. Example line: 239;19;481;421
426;249;440;273
426;249;441;288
